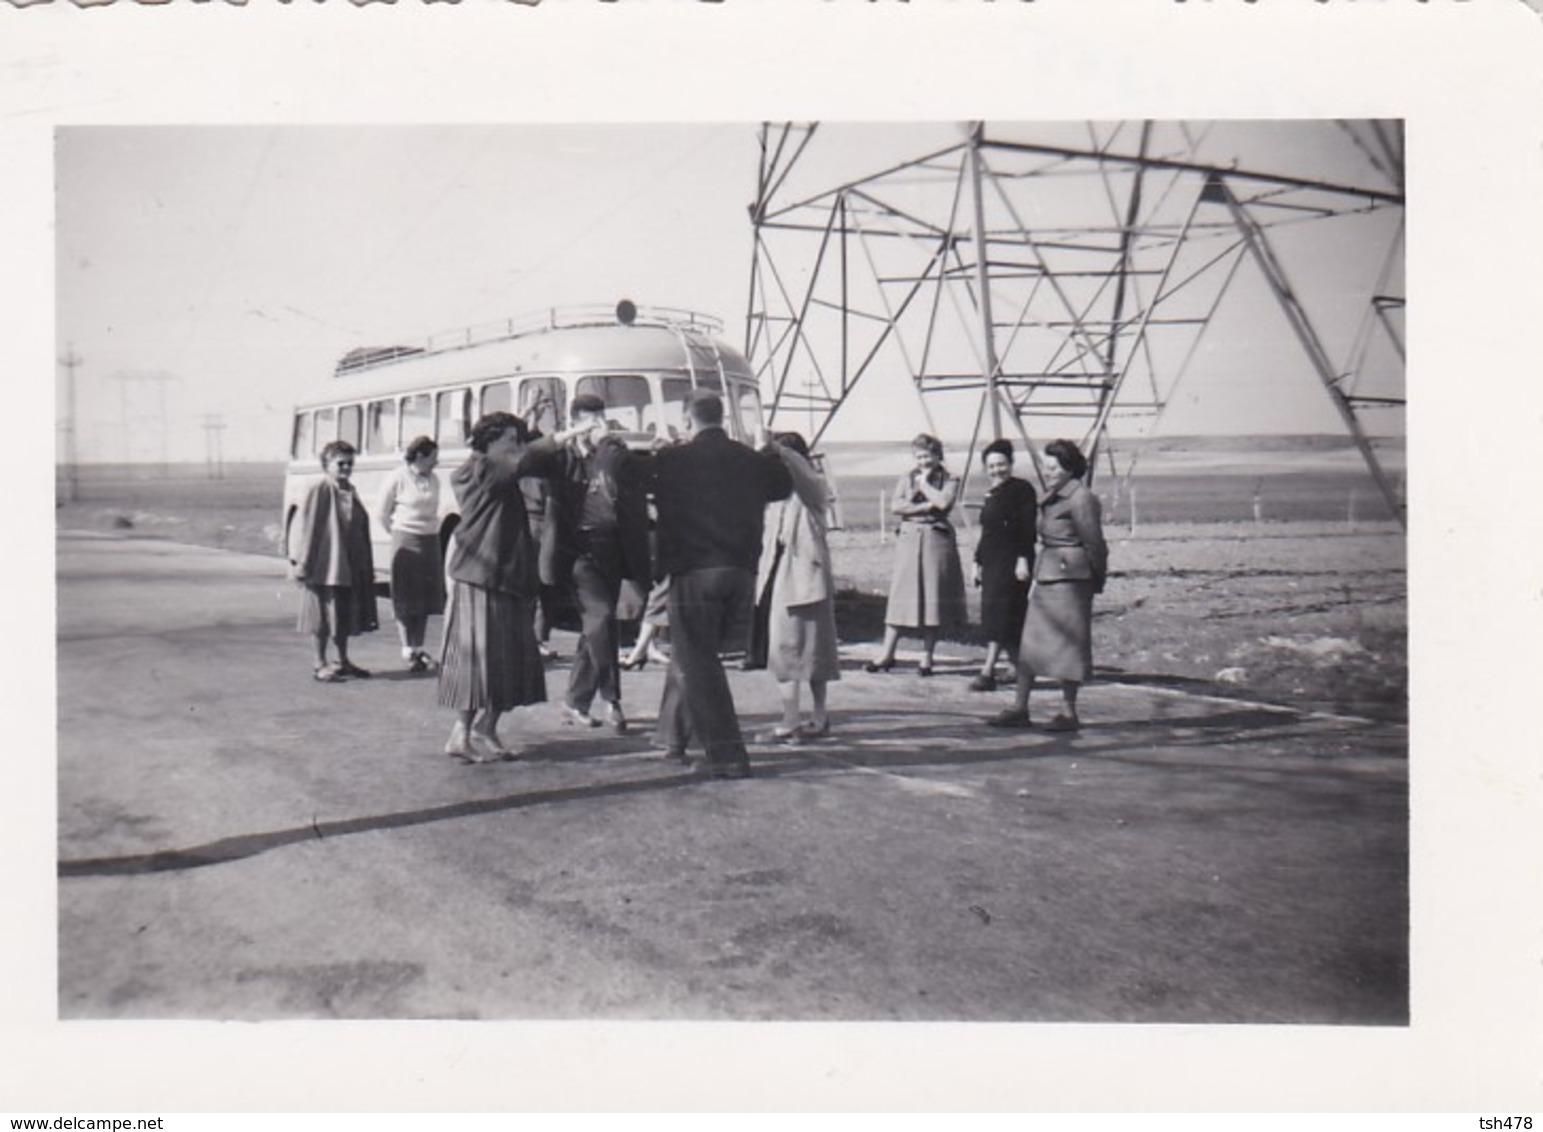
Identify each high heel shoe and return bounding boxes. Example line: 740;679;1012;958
863;658;895;673
619;653;647;671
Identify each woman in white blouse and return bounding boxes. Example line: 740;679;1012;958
377;436;446;672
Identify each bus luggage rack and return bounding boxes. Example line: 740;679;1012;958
335;303;725;376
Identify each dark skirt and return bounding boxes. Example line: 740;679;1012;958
389;531;446;620
436;581;546;712
1018;578;1095;682
884;521;966;630
979;560;1030;649
296;582;378;638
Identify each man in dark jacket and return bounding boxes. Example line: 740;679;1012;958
526;393;651;734
652;389;793;778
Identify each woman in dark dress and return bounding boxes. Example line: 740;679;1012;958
987;438;1108;732
969;439;1037;692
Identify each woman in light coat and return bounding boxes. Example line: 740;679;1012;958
288;440;378;682
755;432;840;741
866;433;967;676
988;438;1108;732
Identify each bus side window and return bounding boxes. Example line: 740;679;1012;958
518;377;564;437
366;399;398;454
480;381;511;416
292;412;313;460
339;404;363;451
313;407;336;455
401;394;432;446
438;388;469;446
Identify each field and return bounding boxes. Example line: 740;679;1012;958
54;441;1407;722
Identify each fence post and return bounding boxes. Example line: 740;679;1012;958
878;488;888;545
1128;483;1138;536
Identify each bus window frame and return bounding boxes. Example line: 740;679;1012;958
366;398;399;455
437;387;470;448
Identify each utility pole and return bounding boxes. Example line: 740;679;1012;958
59;344;83;503
202;414;227;480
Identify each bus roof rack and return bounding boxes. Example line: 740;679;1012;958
334;303;726;376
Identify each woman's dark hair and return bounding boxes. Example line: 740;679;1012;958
319;439;356;469
981;438;1015;465
911;433;944;460
468;411;528;454
773;431;810;459
404;435;438;463
1045;438;1088;480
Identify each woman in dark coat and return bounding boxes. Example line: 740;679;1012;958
988;438;1107;732
970;438;1037;692
865;433;967;676
437;412;587;762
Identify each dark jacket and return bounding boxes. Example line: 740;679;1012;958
524;435;651;588
652;427;794;578
446;438;556;597
975;475;1038;571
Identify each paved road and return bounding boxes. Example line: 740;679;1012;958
56;530;1408;1022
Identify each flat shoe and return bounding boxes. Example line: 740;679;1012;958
470;731;512;758
917;665;934;678
313;664;344;683
564;705;602;728
759;727;802;745
968;674;997;692
336;661;371;679
1044;714;1081;733
987;708;1032;729
863;659;894;673
796;719;832;740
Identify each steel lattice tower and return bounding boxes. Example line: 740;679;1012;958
745;121;1405;526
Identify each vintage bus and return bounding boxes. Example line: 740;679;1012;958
282;302;768;579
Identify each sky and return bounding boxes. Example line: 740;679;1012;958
55;121;1404;465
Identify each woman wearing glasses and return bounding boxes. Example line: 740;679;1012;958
287;440;379;683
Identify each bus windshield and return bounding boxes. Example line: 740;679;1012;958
575;374;651;435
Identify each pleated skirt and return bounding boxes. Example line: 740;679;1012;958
388;531;446;620
436;581;546;712
884;522;967;630
1018;578;1095;682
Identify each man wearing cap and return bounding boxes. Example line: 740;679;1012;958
526;393;651;734
652;389;793;778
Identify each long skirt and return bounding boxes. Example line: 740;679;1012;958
389;530;446;620
768;595;841;684
296;582;378;638
1018;578;1095;682
978;559;1030;649
436;581;546;712
884;521;966;630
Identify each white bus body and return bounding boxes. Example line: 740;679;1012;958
281;303;766;580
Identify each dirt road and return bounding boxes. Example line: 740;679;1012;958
55;530;1408;1023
